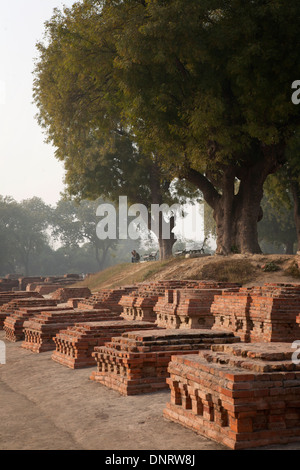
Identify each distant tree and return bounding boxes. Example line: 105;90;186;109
52;197;119;270
0;196;52;275
32;1;213;260
258;187;296;254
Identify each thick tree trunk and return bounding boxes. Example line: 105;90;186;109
149;160;176;260
186;145;283;255
213;169;236;255
291;180;300;252
285;239;295;255
233;170;264;254
157;215;176;260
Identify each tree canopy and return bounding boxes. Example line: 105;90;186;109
33;0;300;255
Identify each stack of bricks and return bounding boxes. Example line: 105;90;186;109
0;279;19;292
164;342;300;449
26;275;83;295
0;291;42;308
66;298;86;308
4;305;73;342
119;280;209;323
154;281;240;329
77;286;137;313
211;283;300;342
18;277;45;291
91;329;240;396
52;320;157;369
0;293;45;328
50;287;91;303
33;285;65;296
22;308;120;353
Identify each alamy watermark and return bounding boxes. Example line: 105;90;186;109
0;341;6;365
96;196;202;241
291;80;300;105
292;341;300;365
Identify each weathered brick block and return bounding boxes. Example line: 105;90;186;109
154;282;240;329
22;308;120;353
51;287;92;303
164;343;300;449
211;283;300;342
78;286;136;313
91;329;239;396
52;320;157;369
0;293;46;329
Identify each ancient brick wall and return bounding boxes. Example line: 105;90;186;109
164;343;300;449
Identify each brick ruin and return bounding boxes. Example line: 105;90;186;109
154;281;240;329
211;283;300;342
22;308;120;354
118;281;188;323
1;278;300;449
0;293;47;329
83;281;300;449
4;306;73;342
52;320;157;369
91;329;240;396
77;286;136;313
164;343;300;450
0;273;82;294
50;287;92;303
119;280;230;323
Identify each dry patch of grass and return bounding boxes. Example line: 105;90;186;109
284;260;300;279
71;254;297;292
199;259;257;284
72;258;178;291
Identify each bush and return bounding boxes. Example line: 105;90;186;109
261;262;281;272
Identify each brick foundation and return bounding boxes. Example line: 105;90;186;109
154;282;239;329
164;343;300;449
0;294;46;329
119;280;236;324
77;286;136;313
52;320;157;369
51;287;92;303
21;309;120;353
4;305;73;342
211;283;300;342
91;329;240;396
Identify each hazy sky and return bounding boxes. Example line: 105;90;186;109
0;0;76;206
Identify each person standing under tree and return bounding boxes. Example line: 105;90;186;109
131;250;140;263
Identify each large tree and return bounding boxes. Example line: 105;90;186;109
101;0;300;254
33;0;300;255
52;197;119;270
33;4;194;260
0;197;52;275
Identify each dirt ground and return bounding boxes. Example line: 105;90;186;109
0;330;299;451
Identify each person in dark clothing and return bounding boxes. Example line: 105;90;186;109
131;250;140;263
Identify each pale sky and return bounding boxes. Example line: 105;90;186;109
0;0;77;206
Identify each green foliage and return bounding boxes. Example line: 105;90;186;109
52;197;121;270
34;0;300;189
261;261;281;272
0;195;125;276
0;196;52;275
258;184;296;254
32;0;300;255
100;0;300;166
